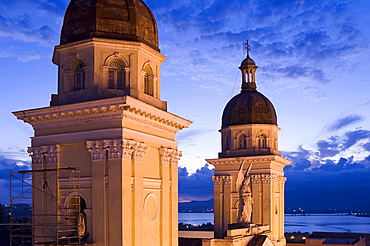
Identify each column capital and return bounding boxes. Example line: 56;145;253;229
223;176;232;185
212;176;222;185
261;174;277;184
86;139;147;161
28;144;60;164
132;141;147;162
159;147;182;166
251;174;260;184
278;176;287;185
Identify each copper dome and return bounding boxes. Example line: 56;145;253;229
60;0;159;50
222;90;277;128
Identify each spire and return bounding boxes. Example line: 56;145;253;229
239;40;258;91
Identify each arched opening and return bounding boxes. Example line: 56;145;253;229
144;64;154;96
71;60;85;91
239;134;247;149
257;132;267;149
68;196;88;240
247;70;252;83
108;59;125;90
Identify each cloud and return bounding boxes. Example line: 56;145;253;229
149;0;368;99
0;48;40;62
262;64;328;84
0;0;67;46
314;130;370;158
284;127;370;212
0;156;31;204
285;155;370;212
177;151;370;211
176;128;215;142
326;115;364;132
179;164;214;201
0;14;57;46
17;51;40;62
362;142;370;151
283;129;370;168
317;136;341;158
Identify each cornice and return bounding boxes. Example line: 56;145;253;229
13;96;191;133
206;155;291;167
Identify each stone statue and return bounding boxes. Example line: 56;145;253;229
236;159;253;225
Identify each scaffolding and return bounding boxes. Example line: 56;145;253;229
10;167;82;246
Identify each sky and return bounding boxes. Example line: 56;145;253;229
0;0;369;210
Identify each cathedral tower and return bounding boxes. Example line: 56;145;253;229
13;0;191;245
206;46;290;245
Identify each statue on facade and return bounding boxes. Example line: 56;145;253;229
236;159;253;225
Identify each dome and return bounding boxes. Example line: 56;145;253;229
60;0;159;50
240;56;256;67
222;90;277;128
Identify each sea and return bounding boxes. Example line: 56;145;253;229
178;213;370;233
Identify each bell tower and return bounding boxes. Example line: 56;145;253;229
206;43;290;246
13;0;191;245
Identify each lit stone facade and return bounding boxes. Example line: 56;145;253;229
51;38;167;110
13;0;191;245
207;156;289;245
204;52;290;246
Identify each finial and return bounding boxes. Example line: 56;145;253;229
244;40;251;58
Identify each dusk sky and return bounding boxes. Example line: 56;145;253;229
0;0;369;209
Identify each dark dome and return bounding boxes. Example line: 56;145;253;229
240;56;256;67
222;90;277;128
60;0;159;50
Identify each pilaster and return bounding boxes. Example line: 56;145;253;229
86;139;147;246
222;176;232;232
28;145;60;244
160;148;181;246
170;150;181;246
159;148;171;246
212;176;223;238
251;174;262;225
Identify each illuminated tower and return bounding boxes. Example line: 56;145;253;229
13;0;191;245
206;43;290;245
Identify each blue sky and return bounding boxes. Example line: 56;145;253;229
0;0;369;209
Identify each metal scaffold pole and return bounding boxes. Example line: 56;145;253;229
9;167;81;246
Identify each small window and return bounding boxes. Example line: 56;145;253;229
257;132;267;149
239;134;247;149
74;63;85;91
143;64;154;96
108;59;125;90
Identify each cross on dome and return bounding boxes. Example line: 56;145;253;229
244;40;251;58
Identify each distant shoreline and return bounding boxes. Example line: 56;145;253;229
179;212;370;215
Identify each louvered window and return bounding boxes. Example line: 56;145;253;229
108;60;125;90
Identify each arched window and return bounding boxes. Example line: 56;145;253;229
239;134;247;149
108;59;125;90
257;132;267;149
74;62;85;91
143;64;154;96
